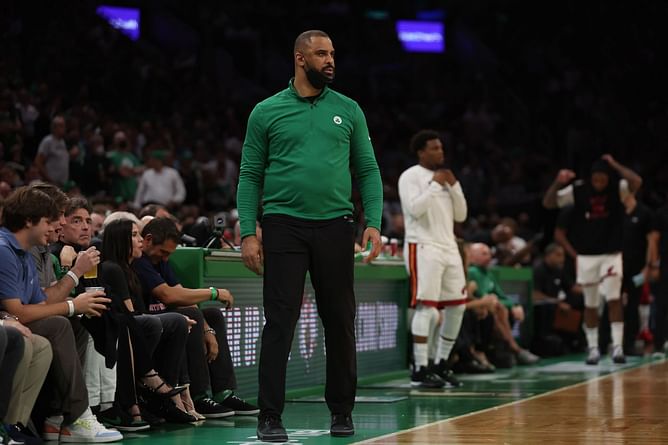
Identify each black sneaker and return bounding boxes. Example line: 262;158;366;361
257;415;287;443
431;360;463;388
410;366;445;388
586;347;601;365
612;345;627;364
97;405;151;432
194;398;234;419
330;414;354;437
4;424;37;445
219;394;260;416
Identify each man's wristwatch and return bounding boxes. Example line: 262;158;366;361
204;328;216;336
0;313;19;321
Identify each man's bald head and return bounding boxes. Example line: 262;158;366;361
294;30;330;53
469;243;492;268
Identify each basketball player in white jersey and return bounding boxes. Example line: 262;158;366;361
399;130;467;388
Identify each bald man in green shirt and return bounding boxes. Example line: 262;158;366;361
468;243;539;366
237;30;383;442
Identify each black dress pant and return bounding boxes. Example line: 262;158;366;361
622;275;642;353
114;313;188;409
258;214;357;417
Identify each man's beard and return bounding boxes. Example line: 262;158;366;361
304;61;334;90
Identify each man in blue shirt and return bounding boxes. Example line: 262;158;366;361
0;186;121;442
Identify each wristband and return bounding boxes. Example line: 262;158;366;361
205;328;216;336
66;270;80;287
66;299;75;317
210;287;218;301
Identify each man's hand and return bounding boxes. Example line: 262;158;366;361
433;169;457;186
602;154;617;166
203;331;219;363
73;290;111;317
361;227;382;263
182;316;197;333
511;305;525;323
60;246;78;268
481;294;498;309
442;169;457;186
556;169;576;185
3;319;32;338
241;236;263;275
558;301;572;312
216;288;234;309
72;247;100;277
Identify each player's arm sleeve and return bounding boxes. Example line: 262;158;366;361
349;103;383;230
237;105;269;238
398;172;442;219
556;184;574;208
447;181;467;222
618;179;630;202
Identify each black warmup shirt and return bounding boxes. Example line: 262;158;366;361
622;202;656;275
568;179;624;255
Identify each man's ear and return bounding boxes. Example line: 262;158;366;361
295;51;305;67
143;233;152;246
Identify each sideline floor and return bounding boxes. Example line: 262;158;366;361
109;354;665;444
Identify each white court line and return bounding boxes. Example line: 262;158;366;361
353;358;665;444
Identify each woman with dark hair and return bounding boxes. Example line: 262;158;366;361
98;219;198;424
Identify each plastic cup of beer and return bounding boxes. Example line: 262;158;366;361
84;286;105;294
83;264;98;279
83;286;105;318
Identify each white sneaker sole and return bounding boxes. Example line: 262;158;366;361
201;410;235;419
232;409;260;416
58;434;123;443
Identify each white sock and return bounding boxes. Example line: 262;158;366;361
639;304;650;330
413;343;428;369
435;306;465;363
611;322;624;348
435;336;455;363
585;327;599;350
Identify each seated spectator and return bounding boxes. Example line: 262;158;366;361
96;218;195;425
451;242;498;374
90;212;105;239
138;204;170;220
0;186;121;442
133;151;185;210
532;244;585;355
468;243;539;366
490;218;539;267
1;324;25;439
1;311;52;445
133;217;259;417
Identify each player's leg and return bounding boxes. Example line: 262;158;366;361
601;253;625;363
430;255;467;386
410;245;446;388
579;255;603;364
